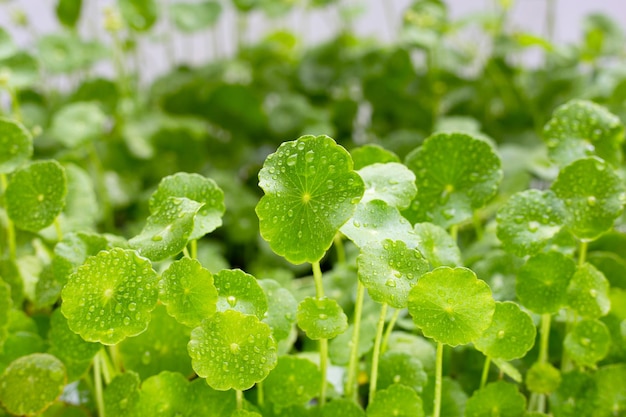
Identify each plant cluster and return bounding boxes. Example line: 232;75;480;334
0;0;626;416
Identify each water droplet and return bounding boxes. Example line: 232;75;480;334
287;154;298;166
287;209;294;217
589;289;597;298
306;150;315;163
227;295;237;306
297;141;306;151
528;221;540;232
151;234;163;242
385;279;397;288
123;317;131;325
353;220;361;227
587;196;597;206
318;313;328;320
497;330;505;339
128;302;137;311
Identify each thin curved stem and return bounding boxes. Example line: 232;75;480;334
53;217;63;242
94;350;106;417
345;280;365;400
236;389;243;410
319;338;329;406
578;240;588;266
369;302;388;402
433;342;444;417
312;261;324;298
190;239;198;259
480;356;491;389
381;308;400;354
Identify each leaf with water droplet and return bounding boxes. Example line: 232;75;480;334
259;279;297;343
474;301;536;361
564;318;610;367
130;196;203;261
351;144;400;170
543;99;624;167
159;257;218;327
214;269;267;319
367;384;424;417
465;381;526;417
496;189;565;256
378;351;428;393
407;266;495;346
149;172;225;240
264;356;321;409
567;263;610;319
50;102;107;148
404;132;502;228
188;309;277;391
133;371;195;416
594;364;626;415
551;157;625;241
61;248;158;345
526;362;561;394
256;135;364;264
357;239;428;308
52;232;110;285
413;222;461;267
0;353;66;416
296;296;348;340
357;162;416;210
321;398;366;417
5;160;67;232
0;117;32;174
516;251;576;314
104;371;141;417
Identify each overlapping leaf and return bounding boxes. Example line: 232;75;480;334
0;117;32;174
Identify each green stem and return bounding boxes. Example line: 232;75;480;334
333;233;346;265
182;247;191;258
473;211;484;241
108;344;122;374
480;356;491;389
433;342;444;417
381;308;400;354
190;239;198;260
449;224;459;242
539;313;551;364
312;261;324;298
319;338;329;406
7;86;22;122
578;240;588;266
369;302;388;401
0;174;16;259
257;381;264;408
345;280;365;400
94;350;106;417
236;389;243;410
53;217;63;242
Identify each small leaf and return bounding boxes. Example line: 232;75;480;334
129;196;203;261
551;157;626;241
408;266;495;346
358;163;416;210
61;248;159;345
564;319;611;367
56;0;83;27
351;144;400;170
134;371;190;416
366;384;424;417
413;222;461;267
256;134;364;264
526;362;561;394
264;356;321;408
52;232;110;285
474;301;536;361
566;263;610;319
0;353;66;416
321;399;366;417
149;172;225;240
0;117;32;174
5;160;67;232
159;257;218;327
50;102;106;148
188;310;277;391
378;351;428;393
214;269;267;320
259;279;297;342
465;381;526;417
170;1;222;32
491;358;522;383
516;251;576;314
551;370;598;417
496;189;565;256
595;364;626;415
296;297;348;340
118;0;159;31
0;52;39;89
357;239;429;308
48;309;100;371
104;371;141;417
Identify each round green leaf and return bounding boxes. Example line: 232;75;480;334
351;144;400;170
119;0;159;31
526;362;561;394
170;1;222;32
296;296;348;340
366;384;424;417
149;172;225;240
551;370;598;417
0;52;39;89
357;239;429;308
566;263;610;319
407;266;495;346
321;399;366;417
159;257;218;327
595;364;626;415
56;0;83;27
413;222;461;267
61;248;159;345
5;160;67;232
259;279;297;342
543;99;624;167
551;157;626;241
188;309;277;391
564;318;611;367
378;351;428;393
358;162;416;210
516;251;576;314
129;196;203;261
474;301;536;361
256;134;364;264
53;232;110;285
404;132;502;227
496;189;565;256
48;309;99;366
50;102;106;148
214;269;267;319
0;117;32;174
134;371;191;416
264;356;321;408
104;371;141;417
465;381;526;417
0;353;66;416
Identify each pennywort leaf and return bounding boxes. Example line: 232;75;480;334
0;117;32;174
214;269;267;320
566;263;610;319
264;356;321;408
366;384;424;417
50;102;106;148
465;381;526;417
357;162;416;210
297;297;348;340
564;318;611;367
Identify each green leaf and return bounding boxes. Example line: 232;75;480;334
413;222;461;267
551;370;598;417
351;144;400;170
465;381;526;417
53;232;110;285
0;117;32;174
61;248;159;345
188;309;277;391
129;197;203;261
5;160;67;232
321;399;366;417
566;263;610;319
543;99;624;167
551;157;626;241
104;371;141;417
421;376;468;417
48;309;99;374
491;358;522;383
56;0;82;28
214;269;267;320
231;411;261;417
0;353;66;416
474;301;536;361
170;1;222;32
56;163;100;232
526;362;561;394
358;163;416;210
149;172;225;240
0;279;11;347
296;297;348;340
404;132;502;227
0;28;16;60
564;318;610;367
595;364;626;415
378;351;428;393
328;318;377;366
516;251;576;314
357;239;429;308
264;356;321;408
407;266;495;346
134;371;190;416
496;189;565;256
118;0;158;31
159;257;218;327
0;52;39;89
366;384;424;417
50;102;106;148
256;135;364;264
259;279;297;342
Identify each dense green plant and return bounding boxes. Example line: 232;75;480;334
1;0;626;416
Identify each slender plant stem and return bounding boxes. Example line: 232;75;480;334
480;356;491;389
381;308;400;354
449;224;459;242
7;86;22;121
94;350;106;417
434;342;444;417
53;217;63;242
539;313;551;364
578;240;588;266
473;211;484;241
182;247;191;258
345;280;365;400
312;261;324;298
99;351;113;384
236;389;243;410
190;239;198;259
369;302;388;402
108;344;122;375
0;174;16;259
257;381;264;408
319;338;329;406
333;233;346;265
